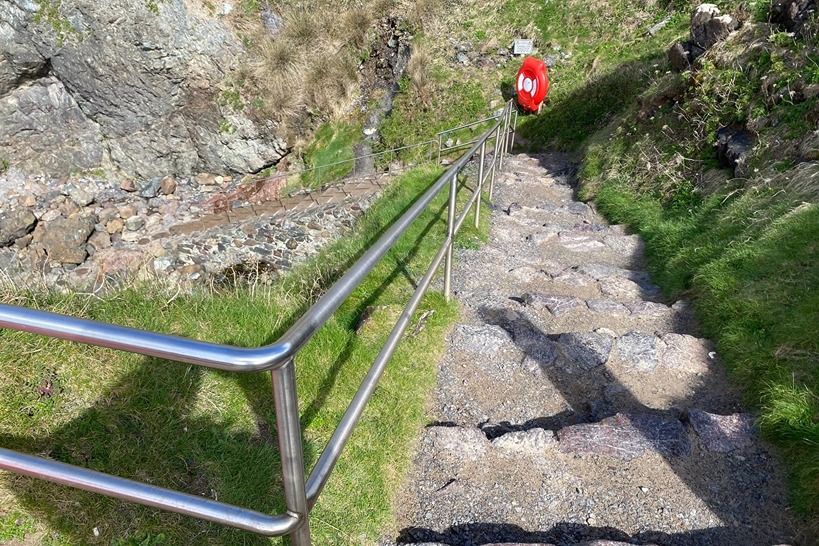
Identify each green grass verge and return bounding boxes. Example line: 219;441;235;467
0;163;490;545
592;181;819;514
300;121;362;189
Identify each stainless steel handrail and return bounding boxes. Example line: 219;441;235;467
0;101;516;544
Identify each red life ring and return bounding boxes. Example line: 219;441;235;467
515;57;549;112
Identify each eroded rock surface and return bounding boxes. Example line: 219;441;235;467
0;0;287;179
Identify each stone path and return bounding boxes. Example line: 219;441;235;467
382;153;802;546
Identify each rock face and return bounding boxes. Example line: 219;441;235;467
0;0;287;180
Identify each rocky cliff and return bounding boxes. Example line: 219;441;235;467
0;0;287;180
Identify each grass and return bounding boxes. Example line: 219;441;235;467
591;182;819;514
0;163;491;545
300;121;362;189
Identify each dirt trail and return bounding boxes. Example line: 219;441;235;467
381;153;803;546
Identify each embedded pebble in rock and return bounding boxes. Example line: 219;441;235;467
557;332;614;370
688;410;757;452
615;332;666;372
558;413;690;460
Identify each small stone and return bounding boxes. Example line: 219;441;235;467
40;215;95;264
64;184;94;207
136;178;162;198
661;333;712;373
286;238;298;250
87;230;112;251
120;179;137;192
98;207;119;225
106;218;124;234
624;301;669;317
688;410;757;452
118;205;137;219
195;173;217;186
125;216;145;231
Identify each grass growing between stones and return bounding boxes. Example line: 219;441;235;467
0;163;491;545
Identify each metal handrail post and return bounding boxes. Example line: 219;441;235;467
489;124;502;200
437;134;442;165
474;140;486;228
272;358;310;545
510;110;518;152
498;106;509;172
443;171;457;301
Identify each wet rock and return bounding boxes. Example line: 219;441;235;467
491;428;558;454
616;332;666;372
0;208;37;246
558;413;690;460
558;332;614;370
691;4;740;49
40;215;95;264
688;410;757;452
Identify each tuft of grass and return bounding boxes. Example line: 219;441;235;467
0;163;491;544
300;121;362;188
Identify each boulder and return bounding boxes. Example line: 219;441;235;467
770;0;817;34
716;126;753;175
0;208;37;246
0;0;287;179
691;4;740;49
667;40;706;71
39;214;95;264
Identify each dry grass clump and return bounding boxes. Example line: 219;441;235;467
407;46;433;107
223;0;392;137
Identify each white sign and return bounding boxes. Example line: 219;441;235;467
513;39;534;55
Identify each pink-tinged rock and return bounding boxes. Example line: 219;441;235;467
92;248;148;277
558;413;690;460
616;332;666;372
661;333;713;373
688;410;757;453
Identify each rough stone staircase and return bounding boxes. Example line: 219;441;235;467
381;153;801;546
